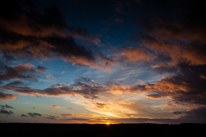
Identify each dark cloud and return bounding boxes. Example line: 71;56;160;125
0;0;114;71
144;93;164;99
64;118;89;122
181;107;206;119
173;107;206;120
2;53;15;62
134;64;206;105
0;109;14;115
72;77;137;98
67;26;101;45
46;115;57;120
28;112;42;117
152;63;178;74
113;0;206;106
0;92;19;100
95;102;110;110
132;0;206;66
72;77;103;99
0;77;137;99
0;64;37;81
6;81;24;86
21;114;27;117
0;104;14;109
173;111;183;115
0;83;72;97
36;66;48;72
1;78;98;98
0;64;48;85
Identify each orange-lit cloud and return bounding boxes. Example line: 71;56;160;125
95;102;110;110
0;92;19;100
114;47;152;63
200;74;206;80
49;105;62;109
119;101;135;105
61;114;73;117
165;101;180;107
133;65;206;105
0;1;115;71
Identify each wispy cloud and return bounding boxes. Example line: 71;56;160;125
49;105;62;109
46;76;56;80
27;112;42;117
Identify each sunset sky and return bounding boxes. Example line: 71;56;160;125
0;0;206;124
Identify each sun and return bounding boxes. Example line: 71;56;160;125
106;123;110;125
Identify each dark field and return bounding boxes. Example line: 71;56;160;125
0;123;205;137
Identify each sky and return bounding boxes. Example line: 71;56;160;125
0;0;206;124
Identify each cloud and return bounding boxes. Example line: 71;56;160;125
117;0;206;118
21;114;27;117
49;105;62;109
152;63;178;74
61;114;73;117
131;0;206;67
119;101;135;105
173;111;183;115
0;0;115;71
0;77;138;99
173;107;206;120
46;115;57;120
0;83;74;97
36;66;48;72
133;64;206;105
46;76;56;80
165;101;180;108
60;113;93;117
0;109;13;115
0;104;14;109
67;26;101;45
114;47;152;63
0;64;37;81
72;77;138;98
144;93;165;99
2;53;15;62
0;92;19;100
200;74;206;80
28;112;42;117
74;114;93;117
95;102;110;110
